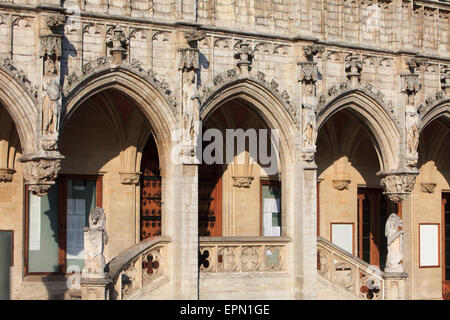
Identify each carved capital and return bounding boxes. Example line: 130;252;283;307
297;61;318;84
332;179;351;191
177;47;199;72
0;168;15;182
184;30;206;46
232;176;254;188
19;152;64;196
379;173;417;203
119;172;141;185
420;182;437;194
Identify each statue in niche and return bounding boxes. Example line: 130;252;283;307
405;94;420;156
42;59;61;137
82;207;108;278
182;70;200;143
302;82;318;147
384;213;404;273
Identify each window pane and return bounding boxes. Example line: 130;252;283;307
261;184;281;236
28;184;59;273
66;179;96;271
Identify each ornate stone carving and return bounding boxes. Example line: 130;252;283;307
345;54;363;86
235;42;254;75
297;61;318;83
1;58;38;103
401;73;421;167
63;57;176;109
107;25;129;65
177;48;199;72
19;153;64;196
119;172;141;185
418;90;446;117
379;173;417;202
46;14;67;32
441;65;450;95
384;213;404;273
303;44;325;61
39;34;63;59
82;207;109;279
181;69;201;144
317;81;399;126
184;30;206;45
199;69;295;122
301;82;318;148
232;176;254;188
420;182;437;193
332;179;351;191
0;168;15;182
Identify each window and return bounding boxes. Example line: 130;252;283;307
25;175;102;275
261;181;281;236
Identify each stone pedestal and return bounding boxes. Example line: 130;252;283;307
80;277;112;300
383;272;408;300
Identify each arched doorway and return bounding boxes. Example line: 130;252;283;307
316;109;399;268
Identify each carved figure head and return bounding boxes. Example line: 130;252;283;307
385;213;402;244
89;207;106;229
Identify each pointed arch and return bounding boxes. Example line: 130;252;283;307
63;65;177;171
317;89;400;171
0;66;37;154
420;99;450;132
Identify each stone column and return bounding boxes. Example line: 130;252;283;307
384;272;408;300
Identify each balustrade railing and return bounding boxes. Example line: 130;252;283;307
199;236;291;273
317;237;385;300
106;236;170;300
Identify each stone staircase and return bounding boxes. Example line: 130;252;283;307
317;237;388;300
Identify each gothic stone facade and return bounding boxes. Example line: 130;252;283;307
0;0;449;300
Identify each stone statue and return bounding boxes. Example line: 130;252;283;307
182;70;200;142
302;83;318;147
42;59;61;138
385;213;404;273
82;207;108;278
405;94;420;156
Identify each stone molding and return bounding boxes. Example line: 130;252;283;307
199;68;295;122
63;57;176;109
0;57;38;104
317;81;399;126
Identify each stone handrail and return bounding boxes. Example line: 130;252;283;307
199;236;291;273
106;236;171;300
317;236;385;300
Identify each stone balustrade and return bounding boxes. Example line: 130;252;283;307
199;236;291;273
317;236;385;300
106;236;170;300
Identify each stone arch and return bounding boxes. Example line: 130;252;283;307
420;98;450;132
200;75;297;161
0;61;37;155
63;63;177;173
317;89;400;171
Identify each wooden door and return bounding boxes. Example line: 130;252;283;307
140;137;162;240
357;188;399;268
443;193;450;300
198;164;222;237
